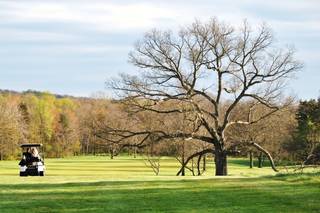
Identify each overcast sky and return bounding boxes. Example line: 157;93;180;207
0;0;319;99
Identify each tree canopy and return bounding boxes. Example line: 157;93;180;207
106;18;302;175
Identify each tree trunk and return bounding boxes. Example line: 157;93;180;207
215;150;227;176
86;141;89;155
133;147;137;158
110;148;114;159
181;141;185;176
249;151;253;168
181;163;185;176
197;155;202;176
203;154;206;171
191;158;195;176
181;157;185;176
258;152;263;168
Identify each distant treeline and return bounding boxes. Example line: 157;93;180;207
0;90;319;165
0;89;88;99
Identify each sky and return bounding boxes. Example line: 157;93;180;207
0;0;319;99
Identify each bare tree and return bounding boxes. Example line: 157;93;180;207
143;155;161;176
107;18;302;176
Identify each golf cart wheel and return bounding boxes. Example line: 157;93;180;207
39;171;44;176
20;172;27;177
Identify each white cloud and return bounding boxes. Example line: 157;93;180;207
1;0;319;36
0;1;178;32
0;43;131;58
0;1;266;33
245;0;320;12
0;28;78;41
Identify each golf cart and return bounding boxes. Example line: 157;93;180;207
19;143;45;176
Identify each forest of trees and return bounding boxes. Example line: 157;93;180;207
0;90;319;171
0;92;80;159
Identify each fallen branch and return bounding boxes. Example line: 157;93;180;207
250;142;279;172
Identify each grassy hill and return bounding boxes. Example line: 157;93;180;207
0;156;319;212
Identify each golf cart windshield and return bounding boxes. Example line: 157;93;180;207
20;144;44;159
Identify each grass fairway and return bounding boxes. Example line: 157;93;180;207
0;156;319;212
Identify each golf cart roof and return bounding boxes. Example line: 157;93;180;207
20;144;43;148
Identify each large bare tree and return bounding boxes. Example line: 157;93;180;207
107;18;302;176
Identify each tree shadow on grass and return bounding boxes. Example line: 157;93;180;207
0;177;319;213
228;158;271;168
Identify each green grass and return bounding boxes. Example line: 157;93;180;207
0;156;319;212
